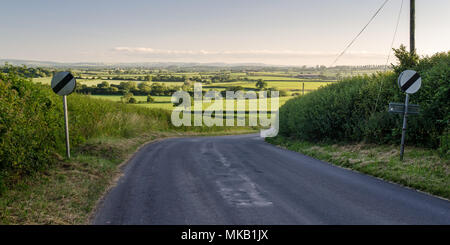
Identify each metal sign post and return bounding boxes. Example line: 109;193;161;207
51;72;77;159
399;94;409;160
63;95;70;159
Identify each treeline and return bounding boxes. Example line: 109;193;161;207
152;74;186;82
278;46;449;154
0;64;52;78
76;81;288;106
185;74;241;84
80;74;189;83
190;74;264;84
76;81;184;96
82;75;150;81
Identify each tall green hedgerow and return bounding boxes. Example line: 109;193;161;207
0;70;64;184
278;47;449;152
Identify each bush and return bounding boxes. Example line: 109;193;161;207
128;97;137;104
279;89;288;97
147;95;155;103
0;72;63;184
278;50;449;150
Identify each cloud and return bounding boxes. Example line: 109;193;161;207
110;47;390;66
113;47;386;58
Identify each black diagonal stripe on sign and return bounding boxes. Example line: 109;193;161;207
401;72;420;92
53;73;74;94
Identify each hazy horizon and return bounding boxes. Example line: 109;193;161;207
1;0;449;66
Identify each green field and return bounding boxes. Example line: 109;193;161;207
205;81;331;91
90;94;294;111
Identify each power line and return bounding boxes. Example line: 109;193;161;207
385;0;404;70
373;0;404;113
330;0;390;67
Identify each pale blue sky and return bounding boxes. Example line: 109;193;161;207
1;0;448;66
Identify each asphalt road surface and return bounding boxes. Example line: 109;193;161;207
93;134;450;225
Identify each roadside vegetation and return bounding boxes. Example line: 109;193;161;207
268;46;449;198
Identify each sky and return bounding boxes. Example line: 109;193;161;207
0;0;449;66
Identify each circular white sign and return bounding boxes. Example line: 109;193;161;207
51;72;76;96
398;70;421;94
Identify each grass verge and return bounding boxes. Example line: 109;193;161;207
266;136;450;200
0;128;255;224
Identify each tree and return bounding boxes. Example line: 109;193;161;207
150;82;167;96
146;75;152;82
255;79;267;90
97;81;109;88
392;44;419;73
184;80;192;86
109;87;119;93
138;81;151;93
120;81;137;91
121;92;134;103
128;97;137;104
227;86;244;92
147;95;155;103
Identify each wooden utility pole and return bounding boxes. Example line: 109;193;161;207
410;0;415;54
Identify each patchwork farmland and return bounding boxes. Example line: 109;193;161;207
31;66;386;111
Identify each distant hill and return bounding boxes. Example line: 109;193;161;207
0;59;269;69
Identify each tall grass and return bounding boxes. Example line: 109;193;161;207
67;93;172;144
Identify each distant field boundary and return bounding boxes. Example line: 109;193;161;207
189;110;273;115
262;79;337;82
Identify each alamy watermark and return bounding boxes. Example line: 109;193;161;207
171;83;279;137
